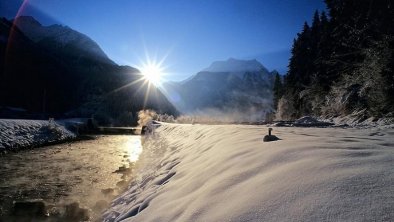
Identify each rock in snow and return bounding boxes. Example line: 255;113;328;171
103;123;394;221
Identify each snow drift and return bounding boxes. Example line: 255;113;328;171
104;123;394;221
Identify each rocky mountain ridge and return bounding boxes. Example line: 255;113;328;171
164;58;277;121
13;16;113;64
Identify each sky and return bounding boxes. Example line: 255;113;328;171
0;0;326;81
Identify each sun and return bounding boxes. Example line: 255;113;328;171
140;63;163;86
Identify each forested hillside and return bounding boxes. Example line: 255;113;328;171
275;0;394;120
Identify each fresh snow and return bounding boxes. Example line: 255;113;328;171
103;123;393;222
0;119;76;150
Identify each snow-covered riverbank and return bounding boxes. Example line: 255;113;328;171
0;119;76;151
104;123;394;222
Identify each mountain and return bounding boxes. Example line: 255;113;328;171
0;17;177;125
13;16;112;64
203;58;268;73
164;58;276;122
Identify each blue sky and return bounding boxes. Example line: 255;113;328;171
1;0;326;81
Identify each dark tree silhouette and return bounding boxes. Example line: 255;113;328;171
272;72;283;110
278;0;394;119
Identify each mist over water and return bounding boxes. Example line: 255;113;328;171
138;110;157;126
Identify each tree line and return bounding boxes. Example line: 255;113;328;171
274;0;394;120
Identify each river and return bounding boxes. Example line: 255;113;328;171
0;135;143;222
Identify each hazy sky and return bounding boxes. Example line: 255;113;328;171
1;0;326;81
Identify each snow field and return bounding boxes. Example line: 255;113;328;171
104;123;394;221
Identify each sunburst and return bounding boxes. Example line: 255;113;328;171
103;49;173;109
140;62;164;86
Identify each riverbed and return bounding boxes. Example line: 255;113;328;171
0;135;142;221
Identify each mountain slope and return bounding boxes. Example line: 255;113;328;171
13;16;113;64
164;58;276;122
0;17;177;125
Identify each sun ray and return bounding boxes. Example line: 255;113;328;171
110;77;145;94
143;81;152;108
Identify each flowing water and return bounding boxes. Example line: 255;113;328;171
0;135;143;222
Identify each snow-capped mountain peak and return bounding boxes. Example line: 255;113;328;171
203;58;268;73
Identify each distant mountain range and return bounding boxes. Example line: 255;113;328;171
0;16;177;125
163;58;277;122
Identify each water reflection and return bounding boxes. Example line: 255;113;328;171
125;136;143;162
0;135;143;221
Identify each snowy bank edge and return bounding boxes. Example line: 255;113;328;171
271;115;394;129
0;119;78;152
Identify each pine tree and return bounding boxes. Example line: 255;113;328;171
284;21;316;116
273;72;283;110
286;22;312;89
